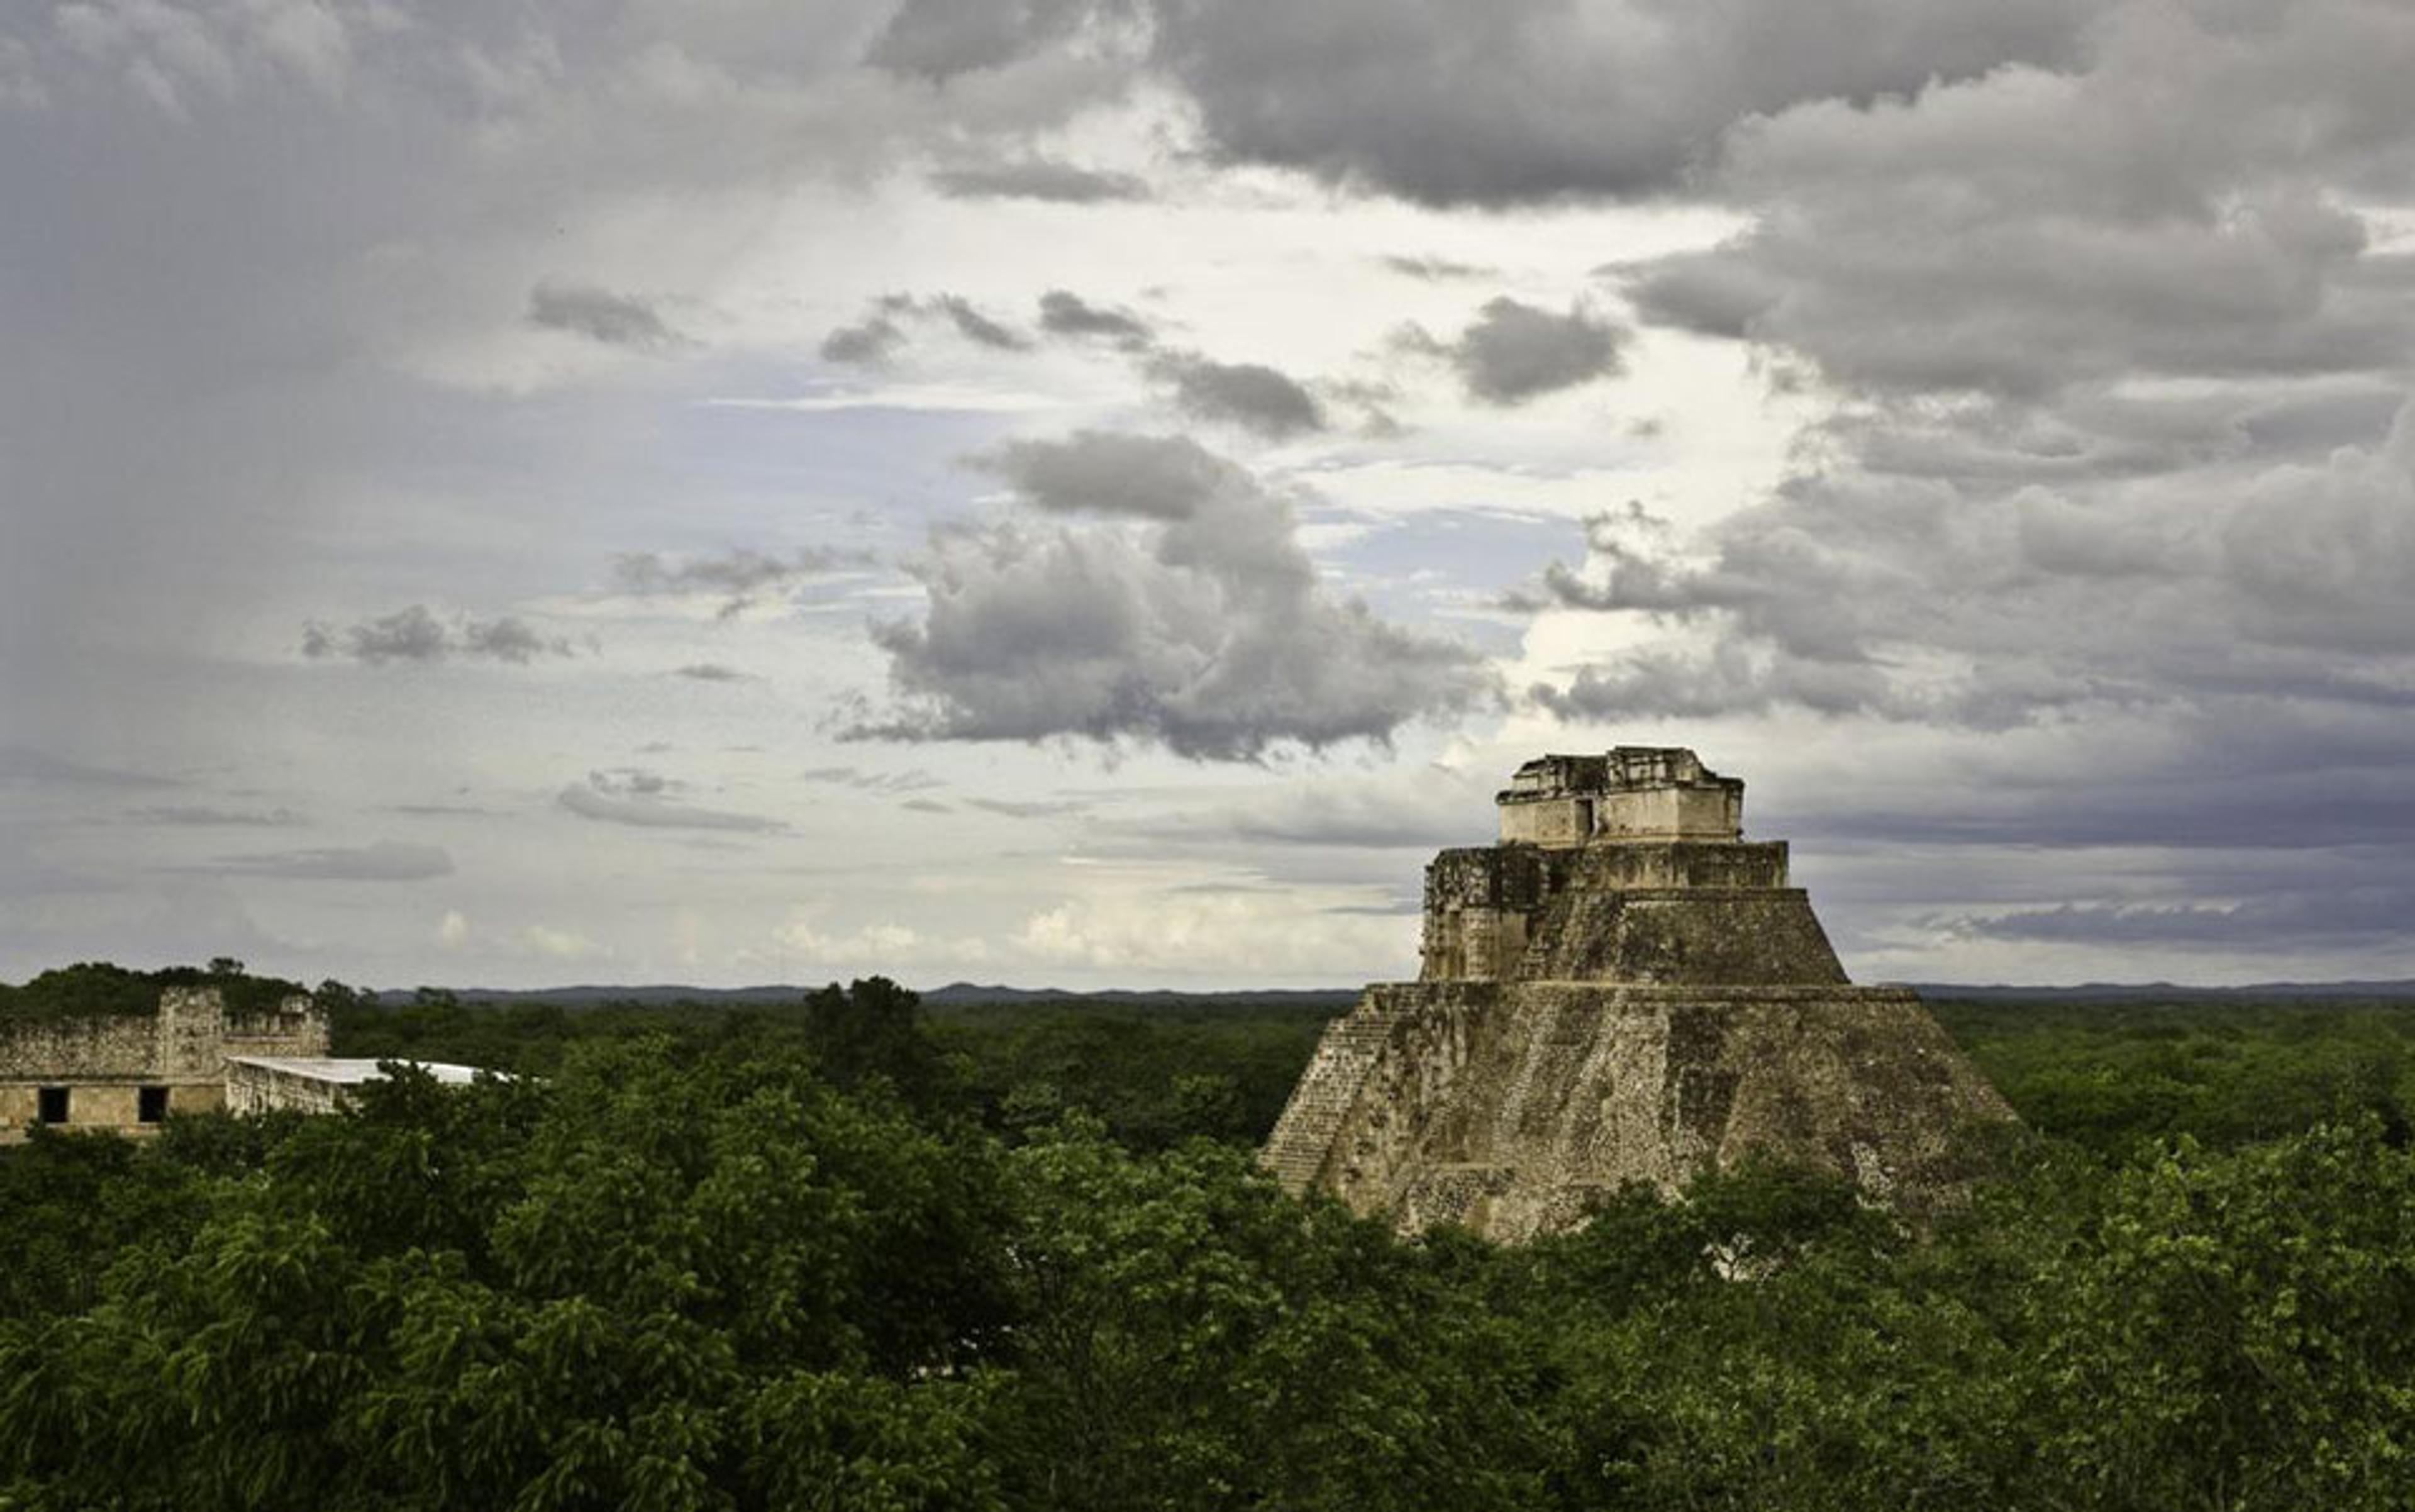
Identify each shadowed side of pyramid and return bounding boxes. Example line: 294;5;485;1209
1263;748;2015;1241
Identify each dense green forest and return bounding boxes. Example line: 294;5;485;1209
4;970;2415;1509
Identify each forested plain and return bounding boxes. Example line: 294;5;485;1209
4;965;2415;1510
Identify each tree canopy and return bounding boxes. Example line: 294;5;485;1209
2;977;2413;1509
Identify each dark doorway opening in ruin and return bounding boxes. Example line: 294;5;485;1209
36;1086;69;1125
138;1086;169;1124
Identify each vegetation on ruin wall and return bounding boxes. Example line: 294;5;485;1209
4;977;2415;1508
0;960;311;1025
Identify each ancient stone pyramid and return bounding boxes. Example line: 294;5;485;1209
1264;748;2012;1240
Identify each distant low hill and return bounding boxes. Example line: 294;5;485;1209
363;978;2415;1011
368;982;1365;1013
1910;979;2415;1002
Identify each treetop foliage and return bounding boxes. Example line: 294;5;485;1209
0;961;313;1025
3;972;2415;1509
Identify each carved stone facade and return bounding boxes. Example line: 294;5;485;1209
1265;748;2013;1240
0;985;330;1141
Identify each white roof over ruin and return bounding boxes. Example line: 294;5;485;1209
225;1056;486;1086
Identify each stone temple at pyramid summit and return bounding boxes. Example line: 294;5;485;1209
1263;748;2013;1242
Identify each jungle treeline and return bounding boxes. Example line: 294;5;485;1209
3;973;2415;1510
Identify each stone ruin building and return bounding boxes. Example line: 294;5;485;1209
1264;747;2012;1241
0;982;478;1140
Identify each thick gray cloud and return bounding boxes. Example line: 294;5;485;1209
1036;289;1155;347
1141;352;1326;437
1530;0;2415;784
862;431;1497;758
1621;4;2415;401
301;607;577;665
1402;296;1625;404
978;430;1241;518
204;841;455;882
556;772;786;833
1528;399;2415;728
526;283;688;353
931;156;1150;203
1148;0;2091;204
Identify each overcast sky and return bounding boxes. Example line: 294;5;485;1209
6;0;2414;991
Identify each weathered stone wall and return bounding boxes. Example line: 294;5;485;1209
1264;981;2014;1241
1421;842;1815;984
225;1060;348;1116
1497;749;1745;846
1497;794;1594;847
1514;888;1846;985
223;996;330;1061
0;1013;167;1082
1564;840;1788;890
1591;784;1741;842
1420;847;1560;980
0;986;325;1140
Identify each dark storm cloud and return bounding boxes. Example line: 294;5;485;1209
1143;351;1327;437
859;431;1498;759
556;771;786;833
613;547;860;618
526;283;689;353
203;841;455;882
1401;297;1626;404
930;156;1151;203
1147;0;2090;205
1036;289;1154;347
301;606;577;665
